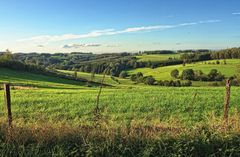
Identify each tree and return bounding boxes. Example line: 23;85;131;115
119;71;128;78
208;69;218;81
144;76;156;85
136;72;143;78
182;69;195;80
74;70;78;79
130;74;137;81
223;59;227;65
0;49;13;61
208;69;225;81
171;69;179;78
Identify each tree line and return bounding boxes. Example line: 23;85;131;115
130;72;192;87
5;47;240;78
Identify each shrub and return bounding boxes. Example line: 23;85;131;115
144;76;156;85
182;69;195;80
171;69;179;78
130;74;137;81
208;69;225;81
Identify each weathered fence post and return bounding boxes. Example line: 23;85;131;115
223;79;231;125
3;84;12;127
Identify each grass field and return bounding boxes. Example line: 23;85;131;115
128;59;240;82
0;86;239;126
0;68;91;89
1;68;239;127
59;70;134;86
136;54;180;62
1;68;240;156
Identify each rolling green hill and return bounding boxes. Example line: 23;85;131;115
136;54;180;62
59;70;134;86
128;59;240;81
0;68;90;89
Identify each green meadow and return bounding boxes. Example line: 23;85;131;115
136;54;180;62
0;63;240;156
128;59;240;81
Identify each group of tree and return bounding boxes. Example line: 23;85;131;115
130;72;156;85
130;72;192;86
0;50;92;84
180;47;240;63
171;69;225;81
157;80;192;87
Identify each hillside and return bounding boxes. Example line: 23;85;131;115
128;59;240;84
136;53;180;62
59;70;134;86
0;68;90;89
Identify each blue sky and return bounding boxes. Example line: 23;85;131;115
0;0;240;53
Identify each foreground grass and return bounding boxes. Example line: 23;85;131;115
0;86;239;127
0;119;240;156
1;68;240;156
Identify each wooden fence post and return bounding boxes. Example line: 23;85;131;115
3;84;12;127
223;79;231;125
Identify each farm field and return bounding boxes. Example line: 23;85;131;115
59;70;134;86
0;68;240;156
136;54;180;62
1;68;239;127
128;59;240;82
0;68;89;89
0;86;239;126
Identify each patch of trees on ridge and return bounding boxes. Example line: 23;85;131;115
0;51;93;84
170;68;240;86
171;69;225;82
130;72;192;87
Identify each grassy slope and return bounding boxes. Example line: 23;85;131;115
59;70;134;86
0;68;90;89
1;68;239;126
1;67;240;155
0;86;239;126
128;59;240;81
136;54;180;62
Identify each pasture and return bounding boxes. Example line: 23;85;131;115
128;59;240;82
136;54;180;62
0;68;240;156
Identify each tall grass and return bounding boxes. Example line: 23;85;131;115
0;115;240;157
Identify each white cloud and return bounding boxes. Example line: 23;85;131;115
198;20;221;23
63;43;101;49
232;12;240;15
105;44;121;47
17;19;221;43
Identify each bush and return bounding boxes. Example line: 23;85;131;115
144;76;156;85
208;69;225;81
179;69;225;82
130;74;137;81
171;69;179;78
182;69;195;80
157;80;192;87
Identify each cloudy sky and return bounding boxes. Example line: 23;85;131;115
0;0;240;53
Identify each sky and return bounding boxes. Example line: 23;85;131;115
0;0;240;53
